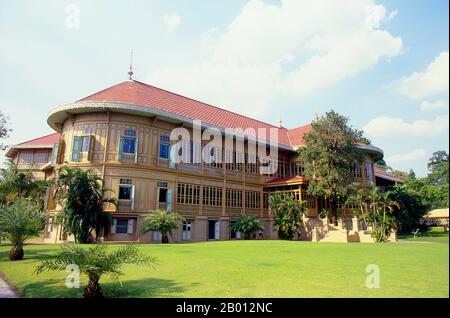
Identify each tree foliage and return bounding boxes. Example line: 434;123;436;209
0;111;11;151
141;210;184;243
231;215;263;240
0;198;47;260
298;110;365;222
348;187;399;242
0;160;48;206
268;193;307;240
55;166;116;244
35;244;156;298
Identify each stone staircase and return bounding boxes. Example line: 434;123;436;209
311;217;381;243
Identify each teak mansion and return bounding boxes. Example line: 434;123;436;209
5;74;402;243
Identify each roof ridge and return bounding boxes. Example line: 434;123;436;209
18;132;59;145
130;80;281;129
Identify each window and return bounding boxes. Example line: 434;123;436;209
226;189;243;208
177;183;200;205
81;136;90;152
159;135;170;160
245;191;260;209
353;164;362;178
365;162;374;184
122;130;136;154
203;186;223;207
119;179;132;200
301;192;316;209
116;219;128;234
34;151;48;163
19;151;33;163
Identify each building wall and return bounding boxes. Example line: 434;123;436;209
40;111;378;243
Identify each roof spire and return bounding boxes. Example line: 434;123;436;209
278;113;283;128
128;51;134;80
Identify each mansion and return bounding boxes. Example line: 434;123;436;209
5;77;403;243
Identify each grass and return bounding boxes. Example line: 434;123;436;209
0;240;448;298
398;231;449;244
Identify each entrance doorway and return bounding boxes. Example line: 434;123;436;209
208;220;220;240
182;221;192;241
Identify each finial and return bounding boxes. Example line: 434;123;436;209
278;114;283;128
128;51;134;80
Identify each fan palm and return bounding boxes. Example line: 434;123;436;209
55;166;117;243
231;215;263;240
35;244;157;298
0;159;48;206
141;210;184;243
0;198;47;260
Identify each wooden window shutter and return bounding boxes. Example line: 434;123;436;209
134;137;139;163
118;136;124;161
111;219;117;234
127;219;134;234
51;143;59;166
131;185;135;211
88;134;95;161
166;188;173;212
71;136;82;162
169;144;176;169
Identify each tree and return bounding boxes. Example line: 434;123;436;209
0;198;47;260
0;160;48;206
231;215;263;240
55;166;116;243
35;244;156;298
388;184;427;232
425;151;449;208
268;193;307;240
0;111;11;151
141;210;184;243
298;110;365;223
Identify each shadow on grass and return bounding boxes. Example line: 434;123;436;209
19;277;189;298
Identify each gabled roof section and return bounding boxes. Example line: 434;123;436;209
374;166;404;183
17;132;60;146
287;124;312;147
5;132;60;158
79;80;292;146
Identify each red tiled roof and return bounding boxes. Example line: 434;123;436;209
287;124;312;147
79;80;293;146
374;166;404;183
266;176;306;184
17;132;60;146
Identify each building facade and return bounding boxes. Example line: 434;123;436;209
6;78;399;243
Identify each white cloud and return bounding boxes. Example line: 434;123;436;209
364;114;449;137
391;51;449;99
162;14;181;32
387;149;426;163
149;0;402;116
420;99;448;111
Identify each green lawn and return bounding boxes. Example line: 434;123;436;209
398;231;449;244
0;240;448;298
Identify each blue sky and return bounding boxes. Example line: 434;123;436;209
0;0;448;176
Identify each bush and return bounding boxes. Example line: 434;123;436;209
429;227;446;233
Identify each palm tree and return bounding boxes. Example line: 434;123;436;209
0;159;48;206
55;166;117;243
35;244;157;298
141;210;184;243
231;215;263;240
368;188;400;242
268;193;307;240
0;198;47;260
